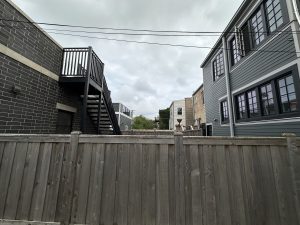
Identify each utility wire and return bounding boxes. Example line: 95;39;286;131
47;31;300;54
0;19;299;54
1;18;300;35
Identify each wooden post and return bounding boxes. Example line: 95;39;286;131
174;132;184;225
58;131;81;225
284;133;300;222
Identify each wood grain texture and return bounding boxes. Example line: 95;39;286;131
16;143;40;220
42;143;64;222
29;143;52;221
0;142;17;218
4;143;28;220
86;144;105;225
0;135;299;225
100;144;118;225
128;144;143;225
114;144;130;225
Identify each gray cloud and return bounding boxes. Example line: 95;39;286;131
12;0;243;118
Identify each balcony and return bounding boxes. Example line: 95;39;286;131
59;47;121;135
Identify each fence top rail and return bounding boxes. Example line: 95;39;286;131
0;134;70;143
79;135;175;144
183;136;288;146
0;134;298;146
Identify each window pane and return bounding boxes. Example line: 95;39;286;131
260;83;275;116
278;75;298;113
230;37;241;65
247;90;259;117
250;9;265;46
265;0;283;33
213;51;224;81
237;94;247;119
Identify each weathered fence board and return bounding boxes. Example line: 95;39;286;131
0;133;299;225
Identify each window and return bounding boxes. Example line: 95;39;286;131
235;67;299;122
278;75;298;113
265;0;283;33
237;94;247;119
221;100;229;122
247;90;259;117
230;37;241;66
260;83;276;116
213;51;224;81
177;107;182;115
250;9;265;46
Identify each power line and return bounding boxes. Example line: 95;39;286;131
0;19;299;54
47;31;300;54
1;18;300;35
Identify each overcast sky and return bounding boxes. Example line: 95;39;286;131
12;0;243;118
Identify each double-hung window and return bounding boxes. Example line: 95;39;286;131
212;51;224;81
278;75;297;113
177;107;182;115
250;8;265;46
237;94;247;119
260;83;276;116
265;0;283;33
221;100;229;123
247;89;259;117
230;37;241;66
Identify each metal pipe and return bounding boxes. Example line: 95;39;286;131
222;37;235;137
292;0;300;26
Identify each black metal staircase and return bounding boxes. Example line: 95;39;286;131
59;47;121;135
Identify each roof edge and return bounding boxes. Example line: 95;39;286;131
5;0;63;49
200;0;250;68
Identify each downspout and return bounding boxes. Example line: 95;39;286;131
222;37;235;137
292;0;300;26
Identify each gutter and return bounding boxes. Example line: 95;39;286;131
222;37;235;137
292;0;300;26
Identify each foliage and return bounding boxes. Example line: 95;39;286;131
159;108;170;130
132;115;155;129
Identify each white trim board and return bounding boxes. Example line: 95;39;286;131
232;60;298;94
235;117;300;126
56;103;77;113
0;43;59;81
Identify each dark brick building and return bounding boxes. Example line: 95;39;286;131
0;0;120;134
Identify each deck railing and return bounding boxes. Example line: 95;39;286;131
61;48;104;87
60;47;120;134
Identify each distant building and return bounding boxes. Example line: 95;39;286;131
192;84;206;129
169;98;193;130
113;103;133;131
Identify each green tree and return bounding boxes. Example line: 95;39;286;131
132;115;155;129
159;108;170;130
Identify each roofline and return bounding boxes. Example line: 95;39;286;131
192;83;204;96
5;0;63;49
200;0;250;68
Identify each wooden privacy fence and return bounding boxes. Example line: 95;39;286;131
0;132;299;225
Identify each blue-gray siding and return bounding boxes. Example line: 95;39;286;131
203;51;230;136
230;27;297;91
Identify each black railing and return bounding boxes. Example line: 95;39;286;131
61;48;104;87
103;77;121;135
61;47;120;135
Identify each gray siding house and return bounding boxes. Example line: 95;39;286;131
201;0;300;136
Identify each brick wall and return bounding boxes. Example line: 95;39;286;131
0;54;97;134
0;0;63;74
0;0;98;134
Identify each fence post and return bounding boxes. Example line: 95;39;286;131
60;131;81;225
284;133;300;222
174;132;184;225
